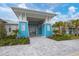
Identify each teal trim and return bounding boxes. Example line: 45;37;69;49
17;21;52;38
42;23;52;37
18;21;29;38
42;24;46;36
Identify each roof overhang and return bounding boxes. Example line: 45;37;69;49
11;7;56;19
0;18;18;24
0;19;6;23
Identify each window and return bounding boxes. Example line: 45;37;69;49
9;27;11;32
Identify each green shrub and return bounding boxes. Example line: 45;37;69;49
0;38;30;46
70;34;79;39
16;38;30;44
6;35;16;39
0;28;7;39
12;30;18;36
6;30;18;39
49;34;79;41
0;39;15;46
52;34;71;41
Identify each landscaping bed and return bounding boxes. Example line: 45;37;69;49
49;34;79;41
70;35;79;39
0;29;30;46
0;38;30;46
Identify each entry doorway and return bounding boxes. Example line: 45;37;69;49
27;17;44;37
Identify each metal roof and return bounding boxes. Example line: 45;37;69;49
0;18;18;24
11;7;56;19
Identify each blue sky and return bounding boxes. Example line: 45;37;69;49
0;3;79;24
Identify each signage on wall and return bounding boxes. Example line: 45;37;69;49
22;23;25;31
47;25;50;31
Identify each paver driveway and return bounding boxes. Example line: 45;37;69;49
0;37;79;56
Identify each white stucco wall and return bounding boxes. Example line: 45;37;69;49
5;24;18;36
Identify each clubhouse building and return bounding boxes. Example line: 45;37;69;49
11;7;56;38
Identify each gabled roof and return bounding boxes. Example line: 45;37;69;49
0;19;6;23
5;20;18;24
0;18;18;24
11;7;56;19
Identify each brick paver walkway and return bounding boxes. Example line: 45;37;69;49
0;37;79;56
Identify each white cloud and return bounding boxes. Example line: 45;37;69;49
68;6;79;20
18;3;28;9
0;7;11;12
75;12;79;18
68;6;77;13
17;3;55;13
53;12;79;23
0;6;18;21
71;12;79;19
55;12;62;15
52;12;71;22
52;6;79;23
45;9;54;13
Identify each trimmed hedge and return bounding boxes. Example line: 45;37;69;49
6;35;16;39
0;38;30;46
50;34;71;41
70;34;79;39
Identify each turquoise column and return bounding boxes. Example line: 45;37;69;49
42;23;52;37
18;21;29;38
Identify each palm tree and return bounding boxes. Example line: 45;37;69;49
53;21;65;34
71;19;79;36
0;21;7;39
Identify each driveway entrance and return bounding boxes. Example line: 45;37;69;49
0;37;79;56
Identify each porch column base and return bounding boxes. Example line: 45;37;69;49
42;23;52;37
17;20;29;38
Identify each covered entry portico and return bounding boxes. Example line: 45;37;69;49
11;7;56;38
28;17;45;37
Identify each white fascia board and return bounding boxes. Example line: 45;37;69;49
11;7;56;19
